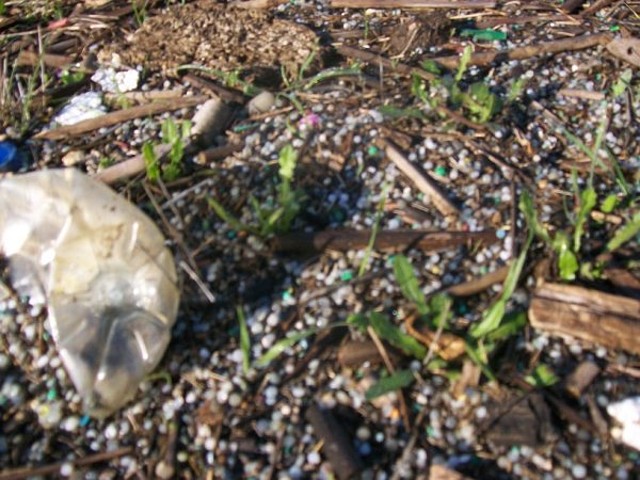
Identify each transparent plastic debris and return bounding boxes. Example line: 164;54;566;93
608;396;640;451
91;67;140;93
53;91;106;126
0;169;179;418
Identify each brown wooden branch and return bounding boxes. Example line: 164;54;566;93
0;447;133;480
382;140;460;217
330;0;495;8
430;32;613;70
34;96;208;140
528;283;640;355
271;228;497;254
334;44;436;81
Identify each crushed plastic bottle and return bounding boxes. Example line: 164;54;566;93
0;169;180;418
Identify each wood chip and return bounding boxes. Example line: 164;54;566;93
528;283;640;355
606;37;640;68
564;361;601;398
429;464;476;480
305;404;364;480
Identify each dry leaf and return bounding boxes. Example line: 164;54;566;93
405;314;466;361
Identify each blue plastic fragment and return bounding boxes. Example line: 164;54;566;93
0;141;26;172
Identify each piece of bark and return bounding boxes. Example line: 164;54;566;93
330;0;495;8
305;404;364;480
429;464;477;480
430;32;612;70
196;142;243;164
338;339;400;368
564;361;601;398
561;0;587;13
382;140;460;217
405;314;466;361
271;228;496;254
15;51;74;69
606;38;640;68
34;96;208;140
528;283;640;355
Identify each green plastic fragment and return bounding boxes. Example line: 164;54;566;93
47;389;57;401
340;270;354;281
367;145;380;156
435;165;447;177
610;25;620;32
460;29;507;42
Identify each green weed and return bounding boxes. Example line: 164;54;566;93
143;118;191;182
412;45;502;124
209;144;304;237
236;306;251;375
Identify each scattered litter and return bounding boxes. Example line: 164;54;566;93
91;67;140;93
52;91;106;126
607;397;640;451
0;169;180;418
0;140;29;172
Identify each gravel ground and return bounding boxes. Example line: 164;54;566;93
1;0;639;479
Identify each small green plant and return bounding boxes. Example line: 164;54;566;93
209;144;304;237
176;64;259;96
132;0;149;27
412;45;502;124
143;118;191;182
236;306;251;375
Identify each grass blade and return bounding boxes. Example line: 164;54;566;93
365;370;415;400
236;306;251;375
607;212;640;252
255;329;317;368
392;254;428;316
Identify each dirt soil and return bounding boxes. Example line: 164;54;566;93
0;0;639;479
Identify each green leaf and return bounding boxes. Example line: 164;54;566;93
278;144;297;182
607;212;640;252
470;229;532;338
236;306;251;374
208;198;252;233
370;312;427;359
611;69;632;98
365;370;415;400
255;329;317;368
519;190;551;243
142;141;159;182
455;45;473;83
601;194;618;214
346;313;369;331
430;293;452;329
486;311;527;342
552;231;578;280
420;59;442;75
525;364;559;387
392;255;429;316
574;186;597;253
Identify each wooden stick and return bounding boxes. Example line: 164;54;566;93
330;0;496;8
34;96;208;140
382;140;460;217
271;228;497;254
529;283;640;355
0;447;133;480
447;264;510;297
94;144;171;184
430;32;612;69
334;44;436;81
